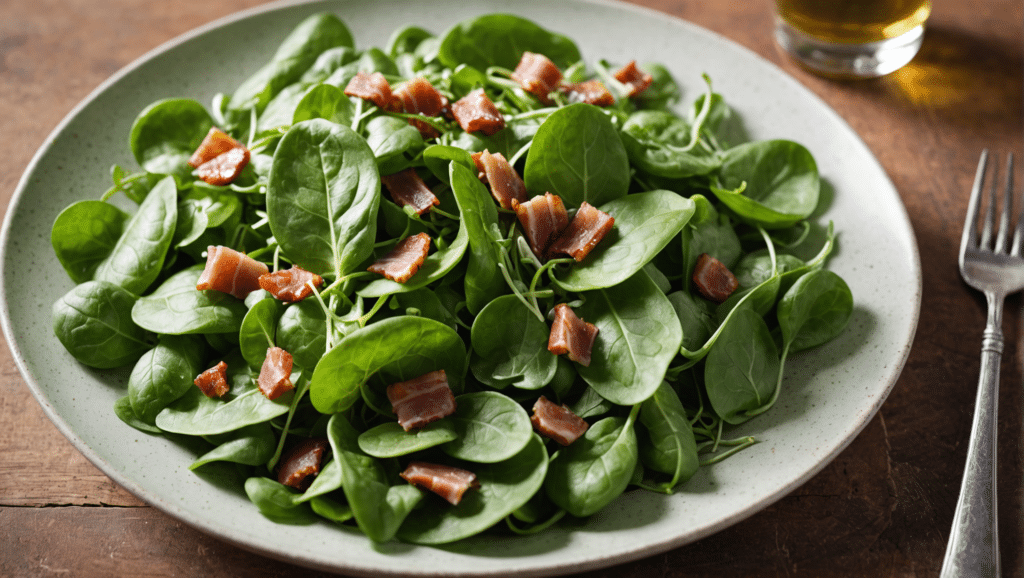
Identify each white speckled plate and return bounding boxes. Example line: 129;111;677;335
0;0;921;576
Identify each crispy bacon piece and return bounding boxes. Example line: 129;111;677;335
196;146;250;186
394;77;444;138
258;347;294;400
381;168;439;215
513;193;569;257
400;461;480;505
188;127;243;168
511;52;562;104
613;60;653;98
258;266;323;303
476;150;527;209
277;438;329;490
531;396;589;446
548;303;599;367
692;253;739;303
560;79;615;106
368;233;431;284
450;89;506;136
196;245;269;299
343;71;395;109
547;202;615;262
386;369;456;431
194;361;229;398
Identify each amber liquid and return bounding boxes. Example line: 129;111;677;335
776;0;932;43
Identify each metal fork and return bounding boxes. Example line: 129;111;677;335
942;150;1019;577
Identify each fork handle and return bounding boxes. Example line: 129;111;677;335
940;292;1002;577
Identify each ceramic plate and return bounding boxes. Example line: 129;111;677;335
1;0;921;575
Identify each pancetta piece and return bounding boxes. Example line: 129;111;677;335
367;233;431;284
510;52;562;104
400;462;479;505
386;369;456;431
381;168;439;215
692;253;739;303
196;245;269;299
258;346;294;400
450;89;506;136
613;60;653;98
343;71;395;109
560;79;615;107
547;202;614;262
277;438;329;490
513;193;569;257
531;395;589;446
194;361;230;398
258;266;324;303
188;127;243;168
548;303;599;367
393;77;444;138
475;150;527;209
188;127;251;186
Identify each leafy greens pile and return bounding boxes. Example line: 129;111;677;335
49;12;854;544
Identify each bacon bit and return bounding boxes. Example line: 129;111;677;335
258;347;294;400
258;266;323;303
470;151;487;181
514;193;569;257
188;127;243;168
368;233;431;284
196;146;250;186
394;77;444;138
511;52;563;104
386;369;456;431
692;253;739;303
194;361;230;398
613;60;653;98
548;303;599;367
450;89;506;136
381;168;440;215
547;202;615;262
560;80;615;107
277;438;330;490
531;396;589;446
477;150;527;209
400;461;480;505
196;245;269;299
343;71;395;109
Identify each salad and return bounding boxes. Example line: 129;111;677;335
48;12;853;545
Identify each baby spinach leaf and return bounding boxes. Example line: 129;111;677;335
620;110;720;179
704;308;779;424
300;46;359;85
365;116;423;169
437;14;580;70
639;382;698;485
441;391;534;463
357;420;458;458
132;265;249;335
634;62;680;111
576;270;682;406
358;47;400;76
666;290;716;352
384;288;459;331
470;294;556;390
570;385;613;419
276;299;327;370
52;280;150;368
129;99;212;177
680;194;742;290
778;269;853;353
51;201;128;283
357;222;469;298
244;477;318;525
716;274;780;322
292;83;353;126
127;334;205;424
238;298;282;370
155;369;294;436
733;250;806;289
387;25;434;59
310;316;466;414
309;495;353;523
113;395;162;434
257;83;310;134
267;119;380;279
173;200;209;249
422;144;475;185
189;423;276;470
524;103;629;208
450;161;506;314
554;190;695;292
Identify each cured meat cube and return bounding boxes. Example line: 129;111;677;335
367;233;431;284
386;370;456;431
258;346;294;400
400;461;479;505
531;395;589;446
277;438;330;490
613;60;653;98
343;71;395;109
258;266;324;303
394;77;445;138
560;79;615;107
510;52;562;104
548;303;599;367
188;127;243;168
194;361;230;398
196;146;250;186
381;168;439;215
476;150;527;209
692;253;739;303
196;245;269;299
450;89;506;136
547;202;614;262
513;193;569;257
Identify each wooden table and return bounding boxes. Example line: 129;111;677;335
1;0;1021;576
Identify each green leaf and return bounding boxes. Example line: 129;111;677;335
128;334;205;424
357;222;469;298
52;280;150;369
357;421;458;458
470;295;556;390
441;391;534;463
777;269;853;352
51;200;128;283
437;14;580;70
704;308;779;424
132;265;249;335
129;99;212;176
450;161;506;314
639;382;698;485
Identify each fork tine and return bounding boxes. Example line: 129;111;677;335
996;153;1013;253
962;150;989;254
980;153;998;251
1007;154;1022;257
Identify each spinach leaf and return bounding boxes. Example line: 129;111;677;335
267;119;380;279
778;269;853;353
620;110;720;179
238;298;282;370
365;116;424;171
357;420;458;458
704;308;779;424
680;194;742;290
733;250;806;289
173;199;209;249
387;25;435;59
634;62;680;111
437;14;580;70
441;391;534;463
309;495;353;523
385;288;459;330
470;294;556;390
524;103;629;208
51;200;128;283
422;144;475;185
52;280;150;368
190;423;276;470
450;161;506;313
113;395;162;434
155;366;294;435
639;382;698;485
244;477;318;525
276;299;327;370
357;222;469;298
132;265;249;335
129;99;212;176
666;290;716;352
127;334;205;424
292;83;353;126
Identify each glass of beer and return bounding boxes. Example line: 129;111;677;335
774;0;932;78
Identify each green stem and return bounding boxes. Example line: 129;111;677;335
699;436;757;466
505;509;567;535
743;343;790;419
